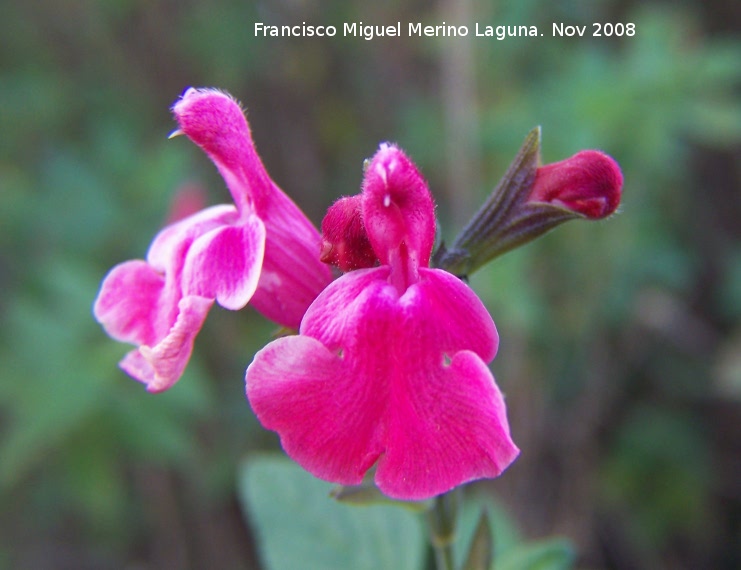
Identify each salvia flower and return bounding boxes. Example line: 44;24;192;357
434;127;623;277
94;88;332;392
246;143;519;500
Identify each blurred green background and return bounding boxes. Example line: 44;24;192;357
1;0;740;568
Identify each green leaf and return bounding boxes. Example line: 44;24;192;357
461;509;493;570
496;538;576;570
238;455;426;570
0;264;114;490
455;492;576;570
454;492;521;569
329;481;432;512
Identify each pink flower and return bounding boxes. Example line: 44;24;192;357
94;88;332;392
94;206;262;392
246;144;519;500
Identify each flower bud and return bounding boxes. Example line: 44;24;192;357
320;195;378;272
529;150;622;219
435;127;624;278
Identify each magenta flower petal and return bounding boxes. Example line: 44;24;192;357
301;267;497;362
246;335;382;485
377;348;516;499
182;215;266;310
93;256;214;392
247;267;518;500
249;210;334;329
147;204;239;275
123;295;214;393
93;259;173;348
361;143;435;270
171;88;265;213
94;204;255;390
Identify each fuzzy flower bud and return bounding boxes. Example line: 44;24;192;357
434;127;623;277
529;150;622;219
320;195;378;272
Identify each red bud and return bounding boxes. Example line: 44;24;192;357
320;195;378;272
529;150;623;219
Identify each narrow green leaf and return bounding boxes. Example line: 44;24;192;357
454;493;521;569
462;509;493;570
330;483;432;512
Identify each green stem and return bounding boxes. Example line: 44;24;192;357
426;490;461;570
433;540;456;570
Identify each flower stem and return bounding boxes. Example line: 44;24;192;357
426;490;461;570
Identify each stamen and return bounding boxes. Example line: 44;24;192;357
383;194;391;207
